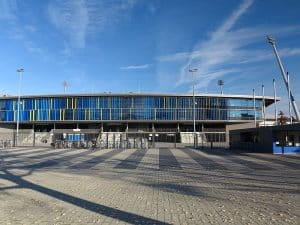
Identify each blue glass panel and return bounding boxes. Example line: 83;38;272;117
65;109;73;120
50;110;60;120
0;111;5;121
111;108;121;120
90;109;101;120
102;109;110;120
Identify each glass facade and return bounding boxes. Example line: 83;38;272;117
0;95;263;122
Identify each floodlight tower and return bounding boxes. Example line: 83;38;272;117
16;68;24;146
189;68;198;148
218;80;224;94
267;35;300;121
63;80;68;93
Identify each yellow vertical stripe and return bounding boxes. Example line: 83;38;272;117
48;109;50;120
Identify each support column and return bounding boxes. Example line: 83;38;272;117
152;123;155;132
33;124;35;147
174;133;177;148
152;123;155;148
194;122;197;148
201;123;204;149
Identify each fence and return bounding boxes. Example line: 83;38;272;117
0;130;52;148
197;132;227;149
0;130;14;149
0;130;228;150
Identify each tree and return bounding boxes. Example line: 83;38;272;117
278;111;288;125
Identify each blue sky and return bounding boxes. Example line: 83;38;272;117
0;0;300;114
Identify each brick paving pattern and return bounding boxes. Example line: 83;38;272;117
0;147;299;225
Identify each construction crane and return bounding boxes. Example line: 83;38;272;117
267;35;300;121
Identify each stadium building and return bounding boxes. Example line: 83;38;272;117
0;93;276;148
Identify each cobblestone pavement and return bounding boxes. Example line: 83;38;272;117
0;147;299;225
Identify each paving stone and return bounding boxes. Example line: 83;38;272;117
0;147;299;225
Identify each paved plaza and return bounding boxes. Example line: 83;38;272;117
0;147;299;225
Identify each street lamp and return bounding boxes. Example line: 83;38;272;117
189;68;198;148
16;68;24;146
262;84;266;127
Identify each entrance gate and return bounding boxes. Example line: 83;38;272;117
98;132;179;149
150;132;178;148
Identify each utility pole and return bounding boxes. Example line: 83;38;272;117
253;88;256;127
16;68;24;146
267;35;300;121
273;79;278;125
189;68;198;148
262;85;266;126
287;73;293;124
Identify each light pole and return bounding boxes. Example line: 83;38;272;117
16;68;24;146
287;73;293;124
273;79;278;125
253;88;256;127
218;80;224;94
189;68;198;148
262;84;266;127
62;80;68;93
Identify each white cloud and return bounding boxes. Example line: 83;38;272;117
176;0;255;87
120;64;151;70
156;0;300;92
0;0;44;56
47;0;137;48
47;0;89;48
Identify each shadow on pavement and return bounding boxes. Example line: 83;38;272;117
0;169;170;225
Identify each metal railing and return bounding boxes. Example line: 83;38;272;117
0;130;229;150
0;139;13;149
